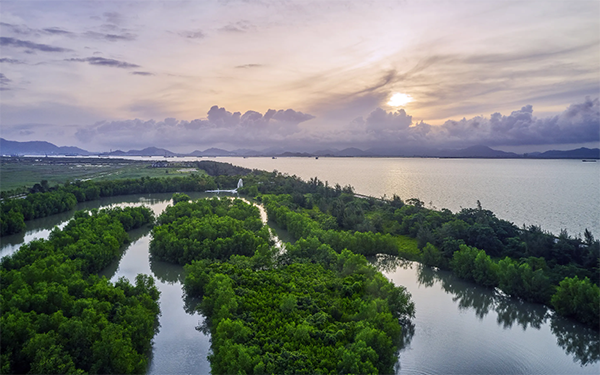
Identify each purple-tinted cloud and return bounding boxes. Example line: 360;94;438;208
0;37;71;52
350;97;600;149
131;71;154;76
0;73;11;87
0;58;24;64
66;57;140;68
83;31;136;42
103;11;124;25
20;99;600;152
220;21;254;33
179;30;205;39
73;106;315;149
42;27;74;36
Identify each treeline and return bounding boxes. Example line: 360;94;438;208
263;194;414;258
0;160;332;237
150;197;415;374
0;206;160;374
0;173;218;236
253;186;599;328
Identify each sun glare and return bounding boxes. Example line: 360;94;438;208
388;92;413;107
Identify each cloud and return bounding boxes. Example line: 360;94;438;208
0;22;34;36
65;99;597;151
66;57;140;68
179;30;205;39
0;37;71;52
220;21;254;33
0;58;24;64
131;71;154;76
1;22;75;37
42;27;74;36
346;98;600;149
235;64;262;69
73;106;316;149
0;73;11;89
103;11;124;25
83;31;136;42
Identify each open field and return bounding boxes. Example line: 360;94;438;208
0;157;204;192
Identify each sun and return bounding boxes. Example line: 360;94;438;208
388;92;413;107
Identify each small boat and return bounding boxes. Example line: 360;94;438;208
582;159;597;162
315;156;319;159
272;156;277;159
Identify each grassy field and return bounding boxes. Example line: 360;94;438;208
0;157;205;192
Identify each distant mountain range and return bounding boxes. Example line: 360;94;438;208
1;138;599;159
0;138;91;156
524;148;600;159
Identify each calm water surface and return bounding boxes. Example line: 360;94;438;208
1;193;598;374
217;157;600;237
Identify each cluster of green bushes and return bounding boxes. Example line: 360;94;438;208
0;206;160;374
150;197;272;265
150;197;415;374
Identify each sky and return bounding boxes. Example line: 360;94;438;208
0;0;599;153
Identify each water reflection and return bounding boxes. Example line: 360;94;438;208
150;256;187;284
371;254;414;274
413;262;599;367
551;317;600;366
370;255;416;351
101;226;151;280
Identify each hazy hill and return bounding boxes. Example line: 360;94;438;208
0;138;91;155
101;147;177;156
189;148;236;156
525;147;600;159
438;145;519;158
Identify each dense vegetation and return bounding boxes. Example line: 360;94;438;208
150;197;272;265
150;197;415;374
243;178;599;329
0;206;160;374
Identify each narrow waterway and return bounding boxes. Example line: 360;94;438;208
1;193;598;374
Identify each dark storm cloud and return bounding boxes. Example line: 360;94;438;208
0;37;71;52
131;71;154;76
74;106;315;149
66;57;140;69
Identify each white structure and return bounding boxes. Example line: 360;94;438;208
206;179;243;194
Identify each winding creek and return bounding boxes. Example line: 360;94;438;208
1;193;598;374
